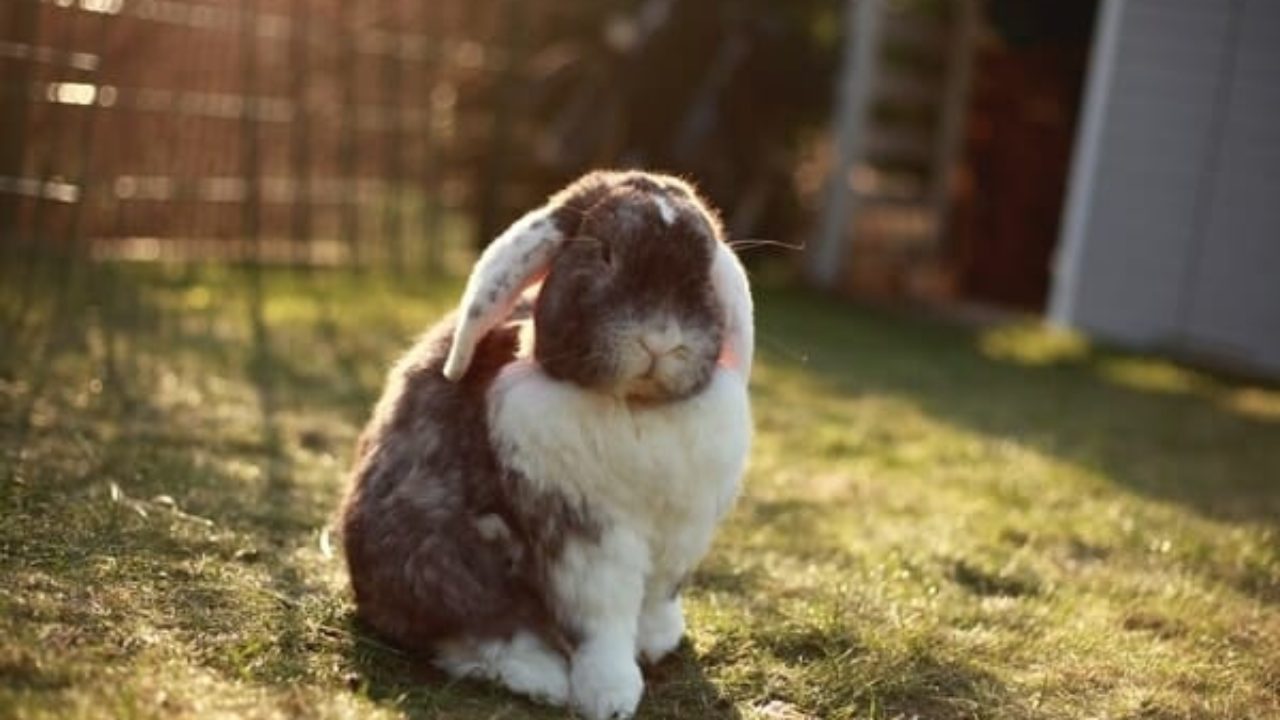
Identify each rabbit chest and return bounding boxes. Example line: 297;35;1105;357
488;361;751;579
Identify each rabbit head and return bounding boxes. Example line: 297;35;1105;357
443;171;753;402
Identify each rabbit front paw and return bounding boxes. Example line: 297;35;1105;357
570;639;643;720
637;597;684;664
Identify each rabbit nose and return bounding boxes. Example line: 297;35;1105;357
640;326;682;357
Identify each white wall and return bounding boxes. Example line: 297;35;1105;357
1181;0;1280;372
1051;0;1280;375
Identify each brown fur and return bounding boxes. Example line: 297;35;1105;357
540;172;725;399
341;317;594;651
341;170;728;656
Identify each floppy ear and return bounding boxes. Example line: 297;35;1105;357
442;208;566;380
711;241;754;379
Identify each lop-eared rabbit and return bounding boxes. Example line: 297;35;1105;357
341;171;753;719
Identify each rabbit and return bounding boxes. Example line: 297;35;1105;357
340;170;753;720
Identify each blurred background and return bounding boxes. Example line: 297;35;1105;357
4;0;1278;376
3;0;1277;377
0;0;847;269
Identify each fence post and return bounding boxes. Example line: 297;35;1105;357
290;0;312;268
475;0;526;250
66;6;111;259
241;0;262;263
339;0;361;268
0;0;40;246
382;0;405;274
29;2;85;261
419;4;443;274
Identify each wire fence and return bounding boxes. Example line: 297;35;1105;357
2;0;849;474
2;0;844;280
0;0;593;425
0;0;562;273
1;0;843;400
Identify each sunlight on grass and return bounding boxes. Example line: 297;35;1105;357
1096;356;1210;396
1223;387;1280;421
2;265;1278;719
977;323;1089;367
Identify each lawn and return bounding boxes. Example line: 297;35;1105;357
2;261;1278;719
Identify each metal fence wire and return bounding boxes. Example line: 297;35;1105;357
2;0;840;473
0;0;565;271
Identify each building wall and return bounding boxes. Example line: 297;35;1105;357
1051;0;1280;375
1182;0;1280;371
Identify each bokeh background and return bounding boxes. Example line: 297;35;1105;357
6;0;1277;376
2;1;1278;719
2;0;845;269
3;0;1101;307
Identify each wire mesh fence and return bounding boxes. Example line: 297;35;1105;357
0;0;582;441
1;0;840;418
0;0;545;272
2;0;840;272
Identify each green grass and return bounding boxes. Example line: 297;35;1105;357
2;261;1278;719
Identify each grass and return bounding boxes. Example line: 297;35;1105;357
1;260;1278;719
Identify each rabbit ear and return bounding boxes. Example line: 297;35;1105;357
711;241;754;379
442;208;566;381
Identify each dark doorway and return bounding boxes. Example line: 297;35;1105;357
949;1;1098;310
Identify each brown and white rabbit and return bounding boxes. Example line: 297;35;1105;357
340;170;753;719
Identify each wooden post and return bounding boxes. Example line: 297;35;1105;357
289;0;313;267
808;0;883;290
419;3;443;273
339;0;361;267
382;0;405;273
67;5;113;256
240;0;262;262
29;3;83;258
475;0;525;250
0;0;40;244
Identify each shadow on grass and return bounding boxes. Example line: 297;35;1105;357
7;263;1272;716
337;621;746;719
1;262;365;708
340;625;560;720
2;261;748;718
754;288;1280;608
757;288;1280;525
701;617;1028;720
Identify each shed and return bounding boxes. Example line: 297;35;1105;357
811;0;1280;377
1050;0;1280;376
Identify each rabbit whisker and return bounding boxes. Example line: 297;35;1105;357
756;331;810;365
727;238;805;252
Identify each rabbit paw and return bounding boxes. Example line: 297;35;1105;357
571;641;643;720
637;598;684;664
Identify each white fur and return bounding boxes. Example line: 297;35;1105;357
433;630;570;707
637;596;685;663
445;183;754;385
444;207;563;380
445;176;755;717
653;194;677;225
557;529;648;719
711;241;754;378
571;633;645;719
488;364;751;718
490;364;750;573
